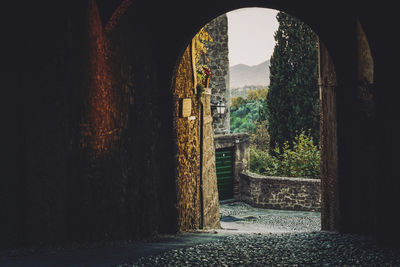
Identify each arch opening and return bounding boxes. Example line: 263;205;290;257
0;0;382;252
170;6;358;233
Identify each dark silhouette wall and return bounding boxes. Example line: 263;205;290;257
1;0;399;249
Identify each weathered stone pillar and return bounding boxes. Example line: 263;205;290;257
319;40;339;231
175;45;202;232
201;14;230;134
200;88;221;229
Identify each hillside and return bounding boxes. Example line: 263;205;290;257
230;85;265;98
229;60;270;89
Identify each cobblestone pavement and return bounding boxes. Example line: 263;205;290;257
124;232;400;266
3;202;400;266
218;201;321;234
122;202;400;266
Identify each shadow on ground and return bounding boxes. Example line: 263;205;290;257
6;202;400;267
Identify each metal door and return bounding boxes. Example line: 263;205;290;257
215;147;234;200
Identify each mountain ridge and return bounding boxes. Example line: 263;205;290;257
229;60;270;89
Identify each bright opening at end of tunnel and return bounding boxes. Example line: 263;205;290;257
184;7;322;234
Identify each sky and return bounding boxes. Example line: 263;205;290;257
227;8;279;67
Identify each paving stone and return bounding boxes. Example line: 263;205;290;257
122;202;400;266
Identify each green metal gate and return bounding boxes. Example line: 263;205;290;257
215;147;234;200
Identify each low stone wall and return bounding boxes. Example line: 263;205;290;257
240;172;321;212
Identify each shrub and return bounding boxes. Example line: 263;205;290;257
273;130;320;179
249;130;320;179
250;121;270;151
249;146;278;175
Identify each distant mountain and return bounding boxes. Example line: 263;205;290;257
229;60;270;89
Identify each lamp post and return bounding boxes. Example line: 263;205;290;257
211;100;226;118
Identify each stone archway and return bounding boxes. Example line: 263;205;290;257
170;5;346;233
168;5;377;236
94;0;377;236
3;0;390;250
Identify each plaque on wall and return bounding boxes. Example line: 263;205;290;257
180;98;192;118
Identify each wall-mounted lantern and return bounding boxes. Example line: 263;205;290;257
211;100;226;118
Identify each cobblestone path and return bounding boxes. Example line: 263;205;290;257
3;202;400;266
122;202;400;266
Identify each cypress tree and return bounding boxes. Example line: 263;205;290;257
265;11;319;151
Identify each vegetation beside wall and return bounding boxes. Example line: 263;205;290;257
250;131;320;179
230;12;320;180
230;88;320;179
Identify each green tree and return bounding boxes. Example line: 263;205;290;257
231;96;247;110
250;121;270;151
230;100;261;133
265;12;320;151
247;88;268;102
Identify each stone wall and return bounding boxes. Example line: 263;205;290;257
201;14;230;134
240;172;321;212
319;41;339;229
174;45;202;231
0;0;179;248
174;45;221;231
200;88;221;229
214;133;250;199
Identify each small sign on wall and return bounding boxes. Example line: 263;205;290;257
180;98;192;118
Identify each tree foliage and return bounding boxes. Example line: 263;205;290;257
193;27;213;95
247;88;268;102
250;130;320;179
230;100;261;133
193;27;213;66
250;121;270;152
265;12;319;151
231;96;247;110
230;88;267;133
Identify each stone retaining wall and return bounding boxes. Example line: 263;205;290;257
240;172;321;212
